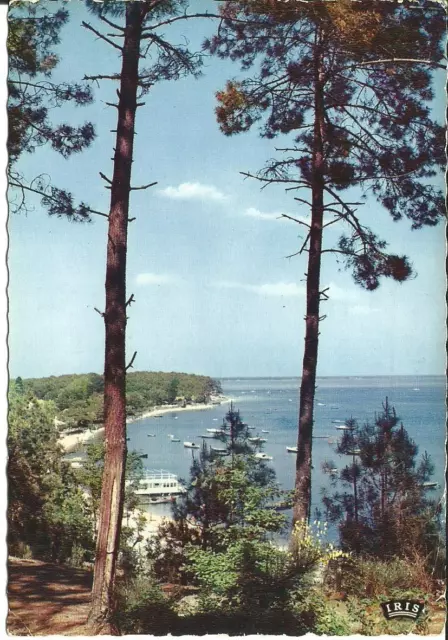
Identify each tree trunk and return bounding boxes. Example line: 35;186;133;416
88;4;145;632
293;43;325;526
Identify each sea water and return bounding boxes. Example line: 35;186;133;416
127;376;446;536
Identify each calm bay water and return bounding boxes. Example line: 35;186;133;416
126;376;446;526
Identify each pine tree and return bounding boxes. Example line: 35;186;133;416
321;399;441;559
147;404;284;582
205;0;445;523
8;3;95;220
81;1;219;629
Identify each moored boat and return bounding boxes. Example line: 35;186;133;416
254;452;273;460
211;447;228;455
184;441;200;449
286;446;298;453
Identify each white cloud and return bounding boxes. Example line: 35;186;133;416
244;207;310;224
135;273;177;286
323;282;358;302
158;182;227;202
350;305;379;316
215;281;305;298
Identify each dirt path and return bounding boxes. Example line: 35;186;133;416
7;558;93;636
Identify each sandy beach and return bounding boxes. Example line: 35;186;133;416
59;397;230;453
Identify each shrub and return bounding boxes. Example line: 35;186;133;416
331;555;435;598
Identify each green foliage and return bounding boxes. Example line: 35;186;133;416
208;1;445;280
148;406;285;583
7;391;94;562
113;572;176;635
8;3;95;219
321;399;441;561
330;555;435;599
20;371;221;426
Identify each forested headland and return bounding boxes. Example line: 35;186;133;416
16;372;223;428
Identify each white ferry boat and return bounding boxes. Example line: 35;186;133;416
128;469;185;499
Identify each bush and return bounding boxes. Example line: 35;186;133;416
331;555;435;598
113;573;177;635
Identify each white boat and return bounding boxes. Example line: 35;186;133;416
147;433;156;437
422;482;438;489
170;438;180;443
211;447;228;455
200;434;215;439
184;441;200;449
346;449;361;455
247;426;256;430
255;452;273;461
206;428;225;435
248;437;267;443
128;469;185;498
286;446;298;453
335;425;355;431
261;430;270;434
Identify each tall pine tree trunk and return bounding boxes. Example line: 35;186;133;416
89;3;145;632
293;43;325;526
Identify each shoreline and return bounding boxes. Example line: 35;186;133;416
59;396;230;453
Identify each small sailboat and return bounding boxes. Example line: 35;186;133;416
248;437;267;443
147;433;156;437
335;425;355;431
422;482;438;489
286;446;298;453
255;452;273;461
170;437;181;443
206;428;225;435
261;430;270;434
184;441;200;449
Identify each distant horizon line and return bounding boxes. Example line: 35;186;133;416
13;371;446;381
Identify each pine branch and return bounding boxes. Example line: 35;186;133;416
126;352;138;371
141;13;221;35
99;15;125;32
82;22;123;52
354;58;446;71
84;74;121;82
280;213;311;228
129;181;158;191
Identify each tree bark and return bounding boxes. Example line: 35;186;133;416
293;40;326;526
88;3;146;632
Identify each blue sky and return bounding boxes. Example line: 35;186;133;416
7;0;446;379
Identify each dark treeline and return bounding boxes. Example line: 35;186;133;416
17;372;222;426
